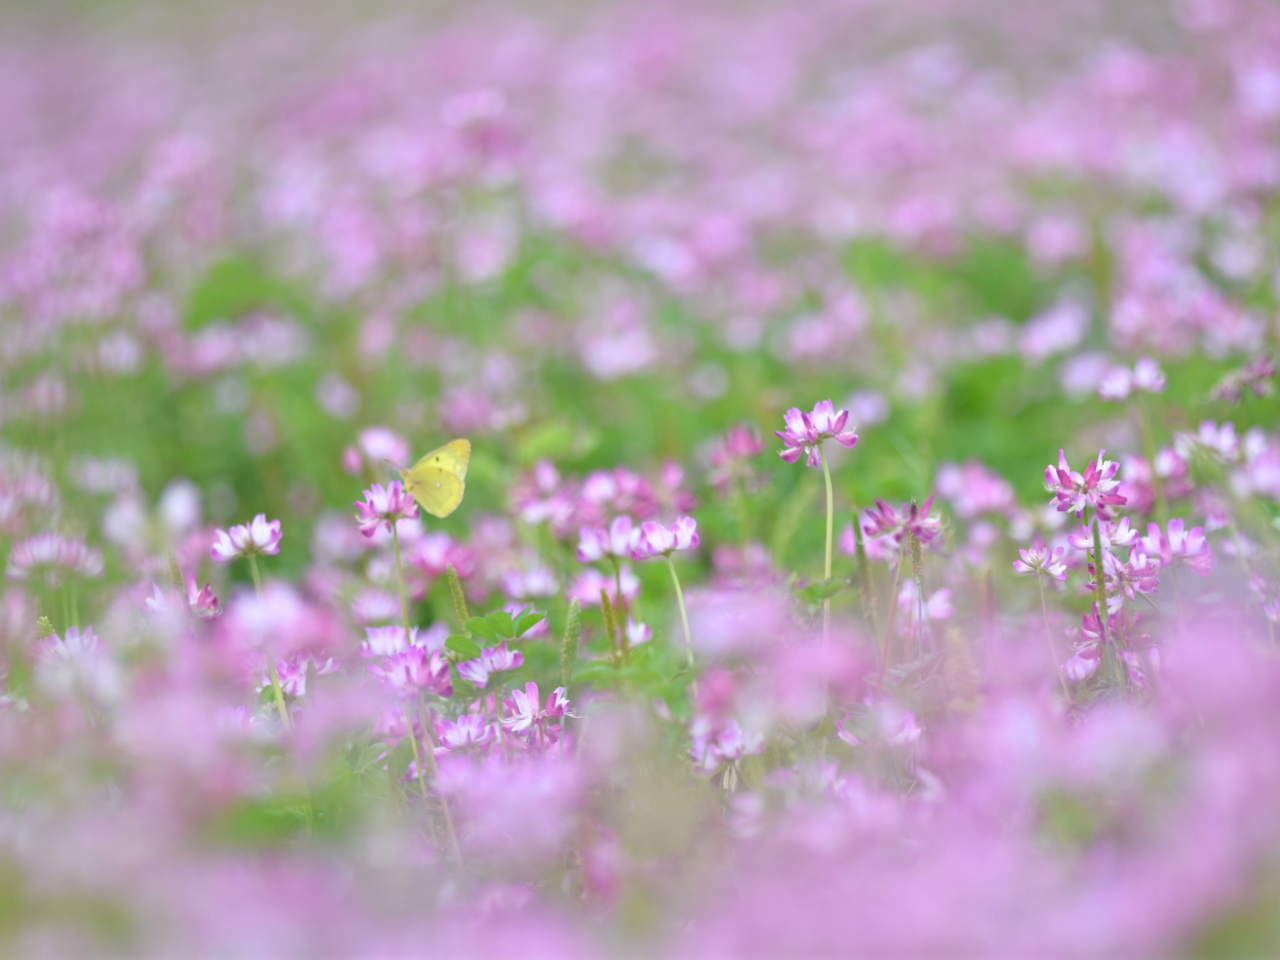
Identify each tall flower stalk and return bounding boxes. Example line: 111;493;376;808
211;515;290;729
776;400;858;642
355;480;462;867
632;518;700;670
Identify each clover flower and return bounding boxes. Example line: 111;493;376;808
500;681;576;734
145;579;221;620
1045;449;1126;520
1098;357;1166;401
1174;421;1240;463
567;566;640;606
457;642;524;687
370;647;453;698
577;515;639;563
625;618;653;646
1063;643;1101;683
354;481;419;538
862;497;942;548
776;400;858;467
1139;518;1214;576
435;714;494;753
210;514;283;562
709;423;765;493
631;517;700;560
6;533;104;584
1012;545;1068;581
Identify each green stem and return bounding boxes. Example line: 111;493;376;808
1038;576;1071;701
403;703;431;801
418;695;463;869
875;538;909;694
1090;519;1118;688
666;557;694;670
392;526;413;641
819;444;834;643
249;554;292;731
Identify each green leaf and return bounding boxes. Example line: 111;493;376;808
514;612;545;638
484;609;516;640
796;577;852;605
464;617;499;644
446;635;483;660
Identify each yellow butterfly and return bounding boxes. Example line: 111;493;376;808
400;438;471;518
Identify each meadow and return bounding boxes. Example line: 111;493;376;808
2;1;1280;955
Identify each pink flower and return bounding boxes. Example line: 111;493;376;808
210;514;282;562
458;642;524;687
1139;518;1214;576
862;497;942;548
502;681;543;733
896;582;954;634
1045;449;1126;520
354;481;418;538
187;579;221;619
360;625;418;658
370;648;453;698
1063;643;1100;683
343;426;411;474
1012;545;1068;581
6;533;103;584
709;424;765;493
1066;517;1139;553
577;515;639;563
1132;357;1167;392
776;400;858;467
934;461;1015;519
568;566;641;605
436;714;493;753
631;516;700;560
625;618;653;646
544;686;575;719
1174;421;1240;463
1097;366;1133;401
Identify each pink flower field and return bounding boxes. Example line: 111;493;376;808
1;0;1280;955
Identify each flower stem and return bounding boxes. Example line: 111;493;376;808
392;526;412;640
875;538;909;694
820;444;834;642
1090;518;1119;688
666;556;694;671
1038;577;1071;701
249;554;292;732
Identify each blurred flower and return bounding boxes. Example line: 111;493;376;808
862;498;942;548
1175;420;1241;463
631;517;700;559
343;426;411;475
625;618;653;646
1064;643;1101;683
934;461;1015;519
577;515;639;563
568;566;640;605
1211;356;1274;403
436;714;494;753
210;514;282;561
708;424;765;493
458;642;524;687
1139;518;1214;576
6;533;103;584
1013;545;1068;581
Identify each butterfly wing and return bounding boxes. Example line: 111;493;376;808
401;439;470;518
